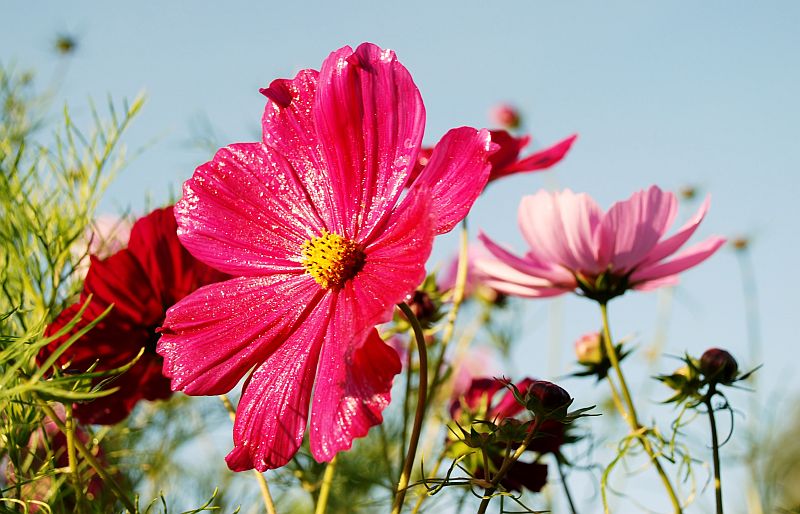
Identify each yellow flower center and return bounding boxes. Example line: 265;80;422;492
301;230;366;290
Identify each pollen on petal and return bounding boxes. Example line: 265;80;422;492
301;230;366;289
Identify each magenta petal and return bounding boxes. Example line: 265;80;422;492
599;186;678;273
353;188;435;327
225;294;332;471
157;274;323;395
177;143;325;276
408;127;495;234
518;190;604;274
495;134;578;178
315;43;426;240
261;70;346;234
639;196;711;267
309;325;401;462
630;236;726;284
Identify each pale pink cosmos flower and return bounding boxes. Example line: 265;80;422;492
156;43;496;472
476;186;726;302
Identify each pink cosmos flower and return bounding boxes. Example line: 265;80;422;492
476;186;726;302
156;43;496;472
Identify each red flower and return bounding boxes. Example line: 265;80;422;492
409;130;575;187
41;207;228;424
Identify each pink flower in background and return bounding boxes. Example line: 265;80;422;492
409;130;576;187
477;186;726;302
489;103;522;129
157;43;496;472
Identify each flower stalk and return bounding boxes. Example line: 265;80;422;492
392;302;429;514
475;423;540;514
63;403;83;505
704;388;724;514
219;395;277;514
599;302;682;514
315;456;337;514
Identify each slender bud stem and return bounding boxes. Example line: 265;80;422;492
315;456;337;514
599;302;683;514
705;390;724;514
219;395;277;514
392;303;429;514
556;453;578;514
475;422;540;514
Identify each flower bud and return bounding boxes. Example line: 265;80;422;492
489;103;521;130
526;380;572;420
575;332;603;365
700;348;739;384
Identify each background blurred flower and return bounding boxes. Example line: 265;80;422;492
409;129;575;187
488;103;521;130
477;185;726;302
41;206;227;424
158;42;496;472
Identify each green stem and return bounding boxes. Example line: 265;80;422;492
426;220;469;410
599;302;683;514
555;453;578;514
705;393;724;514
38;401;136;513
410;449;447;514
392;303;429;514
63;403;83;504
475;423;540;514
315;456;337;514
219;395;278;514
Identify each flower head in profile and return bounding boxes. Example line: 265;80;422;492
157;43;496;472
410;130;576;186
477;186;726;302
42;207;227;424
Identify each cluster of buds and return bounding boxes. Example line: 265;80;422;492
446;377;590;494
571;332;631;381
657;347;756;405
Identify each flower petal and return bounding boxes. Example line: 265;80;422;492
225;293;333;471
309;324;401;462
260;69;346;234
598;186;678;273
176;143;325;276
126;206;228;307
408;127;495;234
491;378;534;419
630;236;726;284
494;133;577;179
84;251;162;326
477;232;577;287
42;304;171;425
158;274;324;395
516;189;606;274
314;43;426;240
351;186;435;328
639;195;712;267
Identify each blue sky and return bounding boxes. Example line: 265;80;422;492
4;1;799;511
